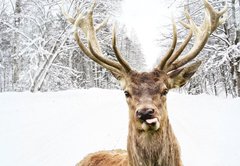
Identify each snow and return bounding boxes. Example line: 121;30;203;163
0;89;240;166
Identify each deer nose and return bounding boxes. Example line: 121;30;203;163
136;108;155;121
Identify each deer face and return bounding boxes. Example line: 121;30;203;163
118;64;203;132
119;70;170;132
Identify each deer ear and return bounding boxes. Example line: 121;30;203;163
168;61;201;89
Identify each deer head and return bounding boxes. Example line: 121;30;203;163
63;0;226;133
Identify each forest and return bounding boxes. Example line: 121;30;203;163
0;0;239;97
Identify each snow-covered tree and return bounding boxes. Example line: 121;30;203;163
0;0;146;92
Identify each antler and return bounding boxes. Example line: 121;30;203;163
158;0;227;73
62;1;132;76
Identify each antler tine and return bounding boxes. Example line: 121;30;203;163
96;17;109;32
203;0;228;32
158;16;177;70
112;24;132;73
73;17;121;74
165;11;193;66
87;39;122;75
62;0;134;75
165;30;193;67
74;33;121;75
163;0;227;72
85;2;131;73
61;1;76;24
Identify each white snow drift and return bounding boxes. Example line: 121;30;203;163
0;89;240;166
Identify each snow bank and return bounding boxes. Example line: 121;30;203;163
0;89;239;166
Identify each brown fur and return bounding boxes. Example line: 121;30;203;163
76;150;128;166
127;117;182;166
76;70;183;166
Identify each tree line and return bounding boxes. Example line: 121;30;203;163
0;0;146;92
1;0;239;97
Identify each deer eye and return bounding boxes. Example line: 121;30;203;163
124;91;131;98
161;89;168;96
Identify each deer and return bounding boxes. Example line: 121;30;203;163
62;0;226;165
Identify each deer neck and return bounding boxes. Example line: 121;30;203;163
127;117;182;166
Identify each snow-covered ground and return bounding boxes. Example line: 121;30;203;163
0;89;240;166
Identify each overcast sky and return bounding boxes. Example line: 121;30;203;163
119;0;181;69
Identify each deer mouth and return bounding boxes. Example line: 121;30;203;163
141;118;160;131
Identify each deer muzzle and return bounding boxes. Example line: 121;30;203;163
136;107;160;131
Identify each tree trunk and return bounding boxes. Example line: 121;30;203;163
229;61;237;97
235;60;240;97
232;0;240;44
30;38;67;92
211;73;218;96
12;0;22;90
88;61;94;88
220;65;228;97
